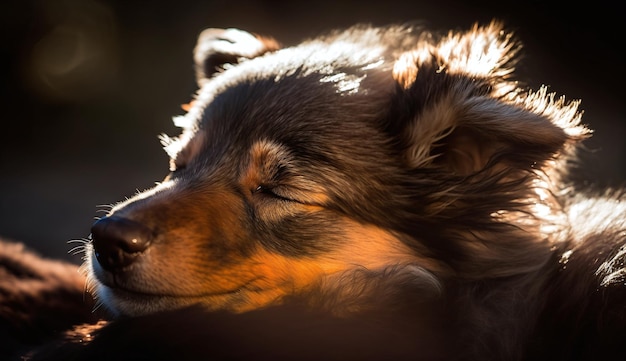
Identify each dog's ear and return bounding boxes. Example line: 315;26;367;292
194;28;280;86
394;22;590;175
402;86;589;176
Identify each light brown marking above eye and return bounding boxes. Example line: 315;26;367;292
241;140;287;191
241;140;329;207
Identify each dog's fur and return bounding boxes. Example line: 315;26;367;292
2;21;625;360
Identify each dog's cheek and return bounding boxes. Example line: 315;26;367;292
252;205;340;256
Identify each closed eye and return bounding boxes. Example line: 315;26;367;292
253;185;297;203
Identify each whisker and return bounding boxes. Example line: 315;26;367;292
69;245;84;252
68;246;85;256
67;238;91;256
67;238;89;245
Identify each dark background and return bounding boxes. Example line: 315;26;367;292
1;0;624;263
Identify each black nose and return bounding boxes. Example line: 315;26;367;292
90;216;153;271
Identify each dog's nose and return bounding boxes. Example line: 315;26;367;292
90;216;152;271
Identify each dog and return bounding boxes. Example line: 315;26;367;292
4;21;625;360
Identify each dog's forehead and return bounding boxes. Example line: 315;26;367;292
209;40;386;104
182;36;401;153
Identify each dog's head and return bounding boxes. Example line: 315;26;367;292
85;22;589;316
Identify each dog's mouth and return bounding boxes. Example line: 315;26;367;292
92;270;268;314
95;280;254;316
96;271;264;300
102;282;245;299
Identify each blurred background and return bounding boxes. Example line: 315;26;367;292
1;0;624;263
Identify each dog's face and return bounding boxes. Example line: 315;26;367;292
86;24;588;316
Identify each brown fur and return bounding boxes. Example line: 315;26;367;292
0;240;99;359
2;21;624;360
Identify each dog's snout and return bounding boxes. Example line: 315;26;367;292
90;216;152;271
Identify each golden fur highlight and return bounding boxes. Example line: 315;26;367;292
4;21;618;361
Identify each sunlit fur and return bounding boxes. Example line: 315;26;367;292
72;21;625;360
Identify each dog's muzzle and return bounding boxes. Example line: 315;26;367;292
90;216;153;271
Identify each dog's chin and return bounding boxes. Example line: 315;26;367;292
94;283;245;317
